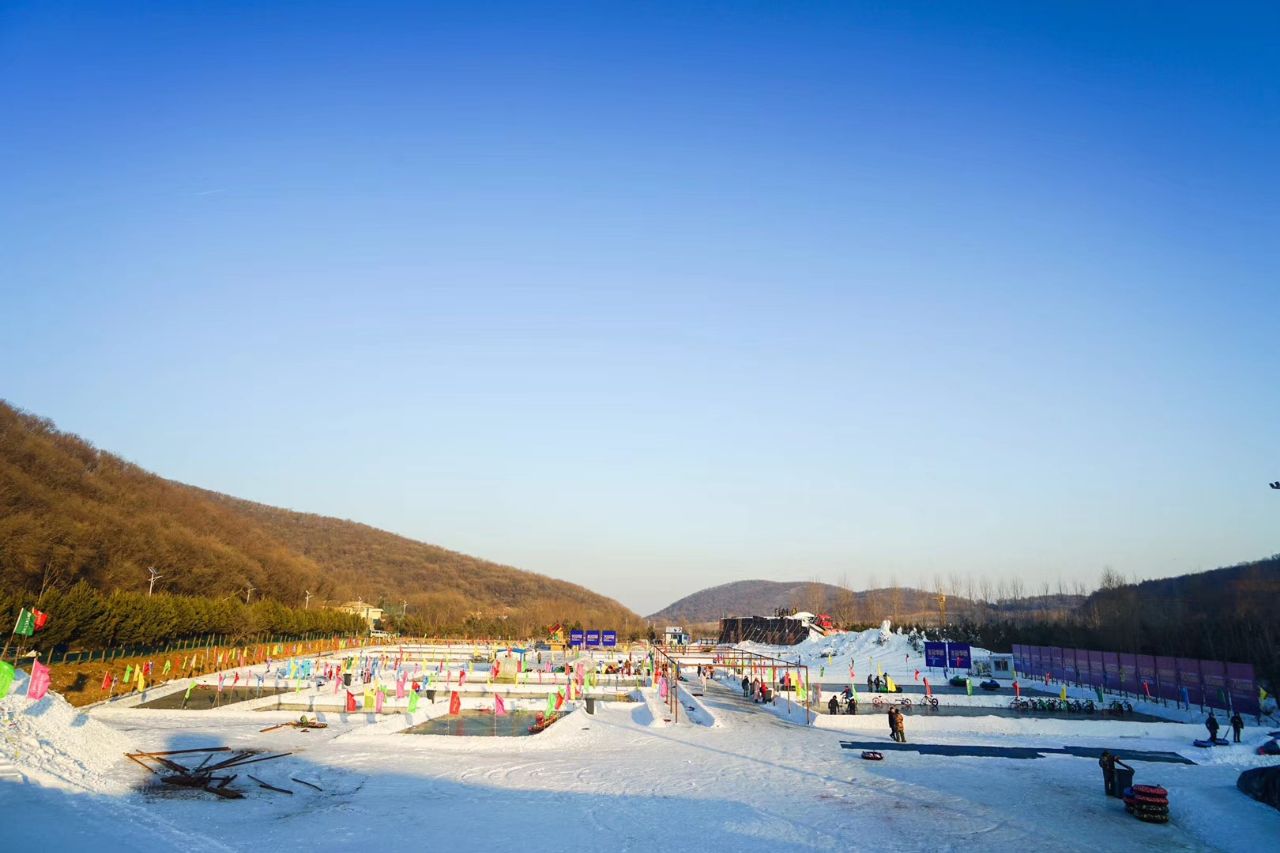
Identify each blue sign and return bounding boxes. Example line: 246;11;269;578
569;630;585;647
948;643;971;670
585;629;601;646
924;642;948;668
601;630;617;647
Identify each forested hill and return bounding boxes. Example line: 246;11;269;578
0;400;640;635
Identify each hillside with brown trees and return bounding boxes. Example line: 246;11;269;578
0;400;641;638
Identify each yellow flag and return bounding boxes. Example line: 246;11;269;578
1060;684;1068;701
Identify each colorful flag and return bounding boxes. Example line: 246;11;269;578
545;691;556;716
375;687;384;713
408;691;420;713
494;693;507;716
1059;684;1067;701
0;661;14;697
101;672;113;691
965;678;972;696
123;664;133;683
346;690;357;712
363;688;374;710
184;682;195;701
554;689;565;710
162;660;172;676
32;609;49;632
13;609;35;637
449;691;461;715
27;660;50;700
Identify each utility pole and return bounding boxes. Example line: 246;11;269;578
401;600;407;618
304;590;313;610
147;567;164;597
937;594;947;628
245;584;255;604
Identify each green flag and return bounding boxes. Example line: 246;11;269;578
0;661;14;697
184;682;195;700
13;609;34;637
408;691;420;713
546;691;555;715
965;678;972;696
124;664;133;683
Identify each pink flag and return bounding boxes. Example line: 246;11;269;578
396;678;406;700
28;661;51;700
494;693;507;716
375;688;384;713
333;674;340;694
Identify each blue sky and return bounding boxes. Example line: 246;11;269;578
2;2;1277;615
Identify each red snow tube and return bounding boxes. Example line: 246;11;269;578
860;751;883;761
1131;784;1167;798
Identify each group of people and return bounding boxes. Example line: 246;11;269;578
1206;710;1245;743
865;674;891;692
826;685;859;715
740;675;773;704
887;705;906;741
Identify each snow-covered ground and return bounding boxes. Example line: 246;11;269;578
2;632;1277;852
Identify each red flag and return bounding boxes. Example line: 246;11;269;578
914;669;920;681
32;609;49;632
28;661;51;700
101;672;113;691
494;694;507;716
449;691;461;715
554;689;565;710
923;677;932;698
1014;680;1021;698
345;690;357;712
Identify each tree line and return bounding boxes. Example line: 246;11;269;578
0;582;368;652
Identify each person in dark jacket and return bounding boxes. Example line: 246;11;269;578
1230;712;1244;743
887;707;899;741
1099;751;1116;796
828;694;840;715
741;676;750;698
1206;712;1220;741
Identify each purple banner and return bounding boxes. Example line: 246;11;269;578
1050;647;1064;680
1226;662;1258;714
1177;658;1204;706
1136;655;1156;699
1201;661;1228;710
1074;649;1092;686
1063;648;1079;684
1088;650;1104;688
1117;653;1139;694
1155;656;1179;703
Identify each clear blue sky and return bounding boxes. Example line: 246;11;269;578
2;2;1277;615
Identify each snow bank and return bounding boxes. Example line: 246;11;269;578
1;674;135;793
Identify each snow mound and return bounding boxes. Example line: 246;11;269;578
1;673;135;793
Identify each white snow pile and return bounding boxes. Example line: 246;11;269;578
1;673;135;793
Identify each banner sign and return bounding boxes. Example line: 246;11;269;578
601;630;617;647
569;630;585;648
947;643;971;670
585;630;601;647
924;642;948;668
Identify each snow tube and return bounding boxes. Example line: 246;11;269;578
1131;784;1168;798
1212;737;1230;746
1193;739;1215;748
1134;810;1170;823
860;751;883;761
1125;793;1168;806
1256;738;1280;756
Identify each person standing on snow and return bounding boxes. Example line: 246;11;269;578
1206;711;1220;741
887;707;899;741
828;694;840;715
1230;712;1244;743
1098;751;1117;796
894;709;906;743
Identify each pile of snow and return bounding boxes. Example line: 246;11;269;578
1;673;135;793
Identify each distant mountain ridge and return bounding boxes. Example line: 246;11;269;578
0;400;640;634
647;579;948;625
